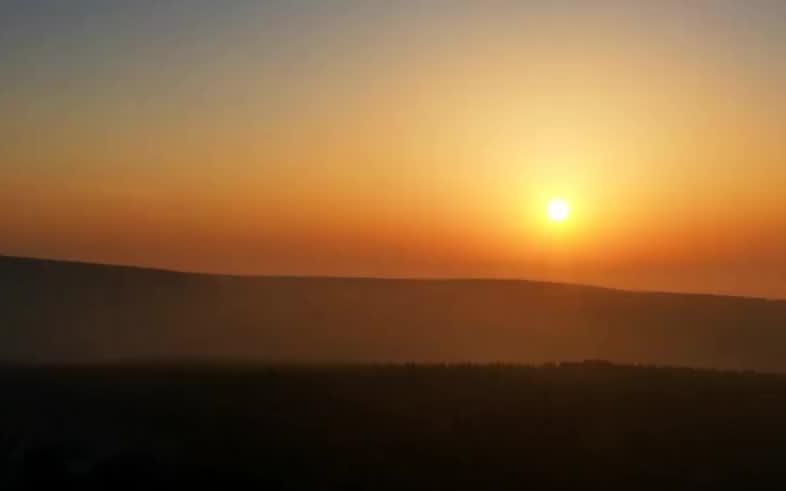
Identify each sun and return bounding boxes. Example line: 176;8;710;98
548;198;571;222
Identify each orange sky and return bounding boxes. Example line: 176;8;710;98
1;1;785;298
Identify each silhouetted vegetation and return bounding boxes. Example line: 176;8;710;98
2;362;786;489
3;257;786;487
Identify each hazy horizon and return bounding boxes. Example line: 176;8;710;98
3;1;785;298
4;252;786;302
5;5;786;485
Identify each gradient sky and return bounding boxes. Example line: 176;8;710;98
2;0;785;298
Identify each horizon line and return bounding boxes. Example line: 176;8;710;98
2;252;783;303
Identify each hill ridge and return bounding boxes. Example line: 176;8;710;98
1;254;780;303
1;254;785;371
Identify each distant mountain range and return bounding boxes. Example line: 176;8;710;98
1;255;785;371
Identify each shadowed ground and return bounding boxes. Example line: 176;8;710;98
1;363;786;489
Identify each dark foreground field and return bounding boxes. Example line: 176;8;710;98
2;363;786;489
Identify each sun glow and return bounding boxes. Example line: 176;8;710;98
548;199;571;222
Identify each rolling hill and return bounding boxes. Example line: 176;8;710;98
1;255;785;371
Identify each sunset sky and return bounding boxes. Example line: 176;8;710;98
2;1;785;298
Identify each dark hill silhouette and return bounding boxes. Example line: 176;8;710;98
1;255;785;371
